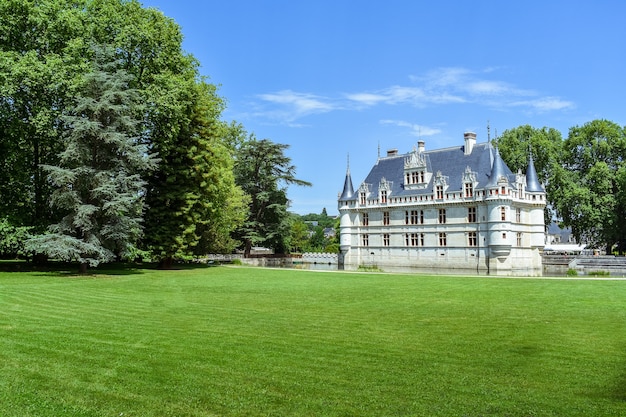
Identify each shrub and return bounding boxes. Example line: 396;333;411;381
566;268;578;277
588;270;610;277
0;218;32;259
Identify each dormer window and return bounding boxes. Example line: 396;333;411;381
464;183;473;197
378;177;391;204
462;166;477;199
433;171;448;199
358;183;370;206
405;170;426;185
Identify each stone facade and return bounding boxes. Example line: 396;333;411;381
338;133;546;276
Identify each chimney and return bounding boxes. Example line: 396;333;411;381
464;132;476;155
417;140;425;153
387;148;398;157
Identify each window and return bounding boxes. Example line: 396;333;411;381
502;232;507;239
438;209;446;224
381;190;387;203
439;233;447;246
501;186;506;195
404;233;422;247
420;210;424;224
362;212;369;226
383;233;390;246
410;210;419;225
362;234;369;246
516;208;521;223
501;206;506;221
420;171;425;183
405;211;409;225
436;185;444;199
468;232;477;247
468;207;477;223
517;232;522;247
360;192;367;205
465;183;473;197
383;211;390;226
412;172;418;183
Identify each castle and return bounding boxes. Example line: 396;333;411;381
337;132;546;276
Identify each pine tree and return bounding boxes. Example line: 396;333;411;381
27;47;156;272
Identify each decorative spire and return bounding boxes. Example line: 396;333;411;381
487;146;507;187
525;151;544;192
339;153;355;201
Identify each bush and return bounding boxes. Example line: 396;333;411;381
566;268;578;277
0;218;32;259
588;270;610;277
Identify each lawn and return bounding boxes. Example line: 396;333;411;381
1;265;625;416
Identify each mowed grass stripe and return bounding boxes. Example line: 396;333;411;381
1;266;626;416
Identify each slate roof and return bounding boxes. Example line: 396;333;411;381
525;154;544;192
339;167;355;201
354;142;516;199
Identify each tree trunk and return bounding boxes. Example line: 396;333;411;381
244;240;251;258
79;262;88;274
158;256;174;269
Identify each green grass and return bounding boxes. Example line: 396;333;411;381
1;266;626;416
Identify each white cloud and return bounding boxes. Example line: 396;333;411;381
380;120;442;137
255;90;336;123
510;97;575;112
252;67;574;125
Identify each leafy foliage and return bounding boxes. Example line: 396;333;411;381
234;138;311;255
550;120;626;252
27;47;156;270
143;81;247;266
0;218;32;259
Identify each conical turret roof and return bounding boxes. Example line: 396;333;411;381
486;146;508;187
339;165;355;201
525;153;544;192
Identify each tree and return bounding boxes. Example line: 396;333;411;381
27;47;156;272
289;218;309;253
0;0;86;229
234;138;311;256
143;81;247;267
0;0;201;235
496;125;563;185
496;125;564;226
550;120;626;253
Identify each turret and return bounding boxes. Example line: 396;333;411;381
525;153;543;192
338;158;355;269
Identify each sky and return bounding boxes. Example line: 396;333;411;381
140;0;625;215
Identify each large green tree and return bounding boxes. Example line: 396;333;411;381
234;138;311;256
550;119;626;253
0;0;86;228
143;81;248;267
496;125;564;226
0;0;198;230
27;48;156;272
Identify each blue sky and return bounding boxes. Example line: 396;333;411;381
141;0;625;215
